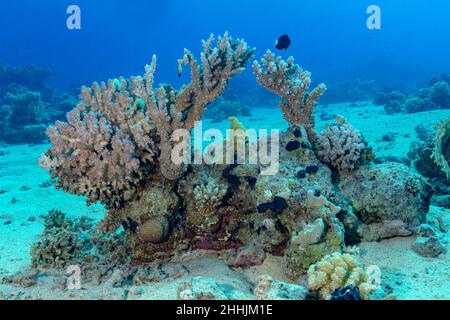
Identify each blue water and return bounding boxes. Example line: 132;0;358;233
1;0;449;89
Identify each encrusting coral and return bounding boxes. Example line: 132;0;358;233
318;115;374;172
307;252;379;300
306;190;342;220
253;50;326;141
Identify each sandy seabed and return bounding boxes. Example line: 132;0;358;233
0;101;449;300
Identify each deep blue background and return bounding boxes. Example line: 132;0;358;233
1;0;449;89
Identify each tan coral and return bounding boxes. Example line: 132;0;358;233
186;182;228;234
253;50;326;141
41;77;159;208
307;252;379;299
318;115;373;172
138;217;169;244
131;32;255;180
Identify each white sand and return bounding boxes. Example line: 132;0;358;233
0;144;105;278
0;102;449;299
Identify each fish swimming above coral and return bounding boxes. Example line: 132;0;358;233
275;34;291;50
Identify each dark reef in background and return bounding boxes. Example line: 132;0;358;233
374;73;450;115
203;97;252;122
320;80;380;104
0;62;77;144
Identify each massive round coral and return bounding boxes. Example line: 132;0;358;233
318;115;373;172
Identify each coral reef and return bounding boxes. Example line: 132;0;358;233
253;50;326;141
31;210;127;275
42;32;255;206
376;77;450;115
338;162;432;241
318;115;374;172
409;118;450;206
203;98;251;123
131;33;255;180
33;33;436;296
307;252;378;300
0;62;77;144
432;118;450;179
320;80;378;104
373;89;406;115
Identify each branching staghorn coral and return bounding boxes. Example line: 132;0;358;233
253;50;326;141
318;115;373;172
41;32;254;208
131;32;255;180
432;118;450;179
40;78;159;209
307;252;379;300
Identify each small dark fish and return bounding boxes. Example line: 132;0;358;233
275;34;291;50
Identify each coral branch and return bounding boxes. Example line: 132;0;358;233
42;32;254;209
41;78;159;209
131;32;255;180
253;50;326;141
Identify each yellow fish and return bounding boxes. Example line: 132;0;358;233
177;61;183;78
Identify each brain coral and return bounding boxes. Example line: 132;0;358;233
318;115;373;172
